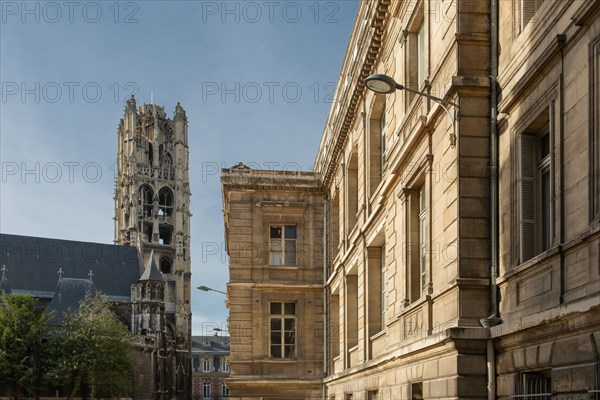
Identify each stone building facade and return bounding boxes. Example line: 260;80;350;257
221;164;325;399
221;0;600;400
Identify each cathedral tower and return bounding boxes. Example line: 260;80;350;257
114;96;191;396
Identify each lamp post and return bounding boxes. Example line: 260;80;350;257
196;285;227;295
364;74;459;147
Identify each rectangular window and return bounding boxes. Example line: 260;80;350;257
406;4;425;107
345;395;353;400
221;359;229;372
519;104;554;262
369;100;385;197
411;382;423;400
203;381;211;399
419;186;427;292
417;21;425;87
367;246;385;336
270;225;297;265
368;391;379;400
517;372;551;400
222;383;229;398
407;185;426;303
270;302;296;358
203;358;210;372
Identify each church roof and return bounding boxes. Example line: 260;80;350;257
139;250;165;282
0;234;140;300
46;277;96;325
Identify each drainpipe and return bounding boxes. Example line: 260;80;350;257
482;0;501;328
482;1;502;400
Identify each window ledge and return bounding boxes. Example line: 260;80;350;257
370;329;386;342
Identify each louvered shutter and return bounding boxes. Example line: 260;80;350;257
520;134;536;262
522;0;536;28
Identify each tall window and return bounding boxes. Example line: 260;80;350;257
417;21;425;87
270;302;296;358
269;225;297;265
367;245;385;336
408;185;426;303
222;383;230;398
347;148;359;231
202;380;211;399
411;382;423;400
203;358;210;372
221;359;229;372
406;4;425;106
419;187;427;292
519;105;554;262
369;99;385;197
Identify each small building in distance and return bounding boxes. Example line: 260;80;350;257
192;334;230;400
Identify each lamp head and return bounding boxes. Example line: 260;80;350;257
365;74;398;94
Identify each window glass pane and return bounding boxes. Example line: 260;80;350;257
270;226;282;238
541;168;551;250
271;331;282;345
540;133;550;159
270;252;282;265
284;318;295;332
271;345;281;358
285;225;297;238
285;344;295;358
270;317;282;330
270;302;282;314
284;240;296;265
284;302;296;315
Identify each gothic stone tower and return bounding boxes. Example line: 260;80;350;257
114;96;192;398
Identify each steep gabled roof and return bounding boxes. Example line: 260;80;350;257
139;250;165;282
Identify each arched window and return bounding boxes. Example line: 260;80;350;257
159;187;174;217
140;184;154;217
160;256;172;274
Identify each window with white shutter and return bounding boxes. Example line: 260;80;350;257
519;104;555;263
521;0;545;29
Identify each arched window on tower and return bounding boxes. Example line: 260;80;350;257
159;187;174;217
148;143;154;167
140;185;154;217
160;256;172;274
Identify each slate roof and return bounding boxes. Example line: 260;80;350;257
191;335;230;354
0;233;141;300
139;250;165;282
46;277;96;325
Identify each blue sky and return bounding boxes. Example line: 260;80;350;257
0;0;358;335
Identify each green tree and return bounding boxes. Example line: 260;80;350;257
46;292;134;400
0;293;50;400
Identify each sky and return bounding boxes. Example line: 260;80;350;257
0;0;359;336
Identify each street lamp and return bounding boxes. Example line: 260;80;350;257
365;74;458;147
196;285;226;295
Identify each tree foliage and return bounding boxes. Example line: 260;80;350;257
0;293;49;400
46;292;134;400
